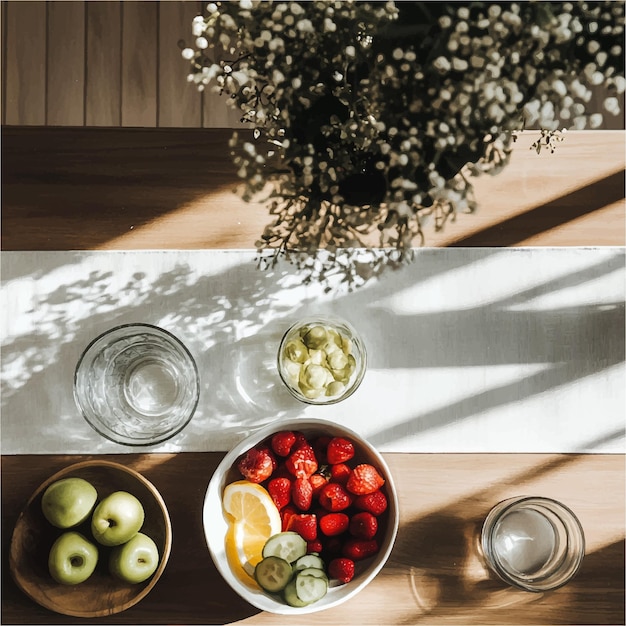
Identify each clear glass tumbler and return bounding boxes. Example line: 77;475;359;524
480;496;585;592
74;323;200;446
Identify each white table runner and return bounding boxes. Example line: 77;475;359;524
1;248;624;454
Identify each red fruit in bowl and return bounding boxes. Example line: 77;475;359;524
330;462;351;485
285;443;318;478
353;490;388;516
319;512;349;536
349;511;378;540
326;437;355;464
342;538;379;561
319;483;352;512
271;430;297;457
267;476;292;510
280;505;298;531
328;557;355;584
346;464;385;495
307;539;323;554
287;513;318;542
236;446;276;483
309;472;329;497
292;476;313;511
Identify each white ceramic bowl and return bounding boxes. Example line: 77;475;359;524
203;417;399;615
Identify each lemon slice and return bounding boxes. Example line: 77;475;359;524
222;481;281;581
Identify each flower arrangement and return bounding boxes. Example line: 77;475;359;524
182;1;625;287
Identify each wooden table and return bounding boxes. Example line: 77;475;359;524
2;127;625;625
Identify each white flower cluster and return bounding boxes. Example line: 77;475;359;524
182;1;624;287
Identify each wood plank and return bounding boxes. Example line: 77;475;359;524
1;128;624;251
121;0;157;127
158;0;202;128
46;1;85;126
1;453;624;624
1;0;7;125
85;1;121;126
4;1;46;125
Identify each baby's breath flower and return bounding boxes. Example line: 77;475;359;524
181;0;624;289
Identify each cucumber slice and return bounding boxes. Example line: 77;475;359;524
262;532;307;563
292;554;325;573
297;567;328;582
295;571;328;604
283;578;309;607
254;556;292;593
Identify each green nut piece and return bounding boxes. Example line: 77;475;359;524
299;383;324;400
284;339;309;364
303;326;328;350
326;381;346;397
301;363;330;390
327;350;348;372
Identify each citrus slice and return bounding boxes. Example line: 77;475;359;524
222;480;282;581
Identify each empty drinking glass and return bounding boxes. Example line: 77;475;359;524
480;496;585;592
74;323;200;446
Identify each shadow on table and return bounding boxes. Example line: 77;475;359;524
1;247;625;453
387;451;626;625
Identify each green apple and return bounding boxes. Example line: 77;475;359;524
41;477;98;529
109;532;160;584
48;531;98;585
91;491;145;546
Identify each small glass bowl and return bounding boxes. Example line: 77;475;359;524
74;323;200;446
277;315;367;405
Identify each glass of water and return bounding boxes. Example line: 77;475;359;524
480;496;585;592
74;323;200;446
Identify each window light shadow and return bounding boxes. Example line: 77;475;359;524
449;170;625;247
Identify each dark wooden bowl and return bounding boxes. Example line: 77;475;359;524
9;460;172;618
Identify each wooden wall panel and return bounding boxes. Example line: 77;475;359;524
158;0;202;127
121;0;157;127
4;1;46;125
85;1;121;126
0;1;623;130
47;1;85;126
2;0;7;125
202;46;245;129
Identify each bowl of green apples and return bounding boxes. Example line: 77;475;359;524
9;460;172;617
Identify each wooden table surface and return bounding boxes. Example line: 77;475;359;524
1;126;625;625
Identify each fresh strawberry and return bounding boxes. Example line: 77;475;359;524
309;472;329;498
353;490;388;516
326;437;355;464
267;476;292;510
292;476;313;511
346;464;385;495
319;512;349;536
307;539;323;554
329;462;351;485
271;430;297;457
349;511;378;540
293;431;308;446
318;482;352;512
280;505;298;532
285;443;318;478
328;557;355;584
342;538;379;561
287;513;318;542
236;446;276;483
